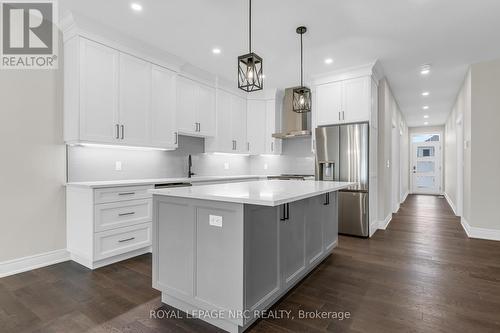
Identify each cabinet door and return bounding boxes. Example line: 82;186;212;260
246;100;266;155
197;84;216;137
231;95;247;153
265;100;281;154
79;39;119;143
343;77;370;123
119;53;151;146
316;81;342;126
215;89;233;152
176;76;197;134
305;195;325;265
280;201;306;289
151;65;177;148
323;192;338;251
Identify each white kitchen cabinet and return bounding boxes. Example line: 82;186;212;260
316;81;342;126
247;100;267;155
265;99;282;155
77;38;119;143
119;53;151;146
176;76;216;137
280;201;306;289
151;65;178;148
316;76;372;126
205;89;247;153
64;36;178;150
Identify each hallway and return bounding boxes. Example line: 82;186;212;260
1;195;500;332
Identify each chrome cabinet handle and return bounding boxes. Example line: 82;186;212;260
247;142;250;151
118;192;135;196
271;142;274;152
174;132;178;144
118;212;135;217
280;203;290;221
118;237;135;243
342;111;345;120
198;122;201;132
116;124;120;139
324;192;330;205
121;125;124;139
339;112;341;121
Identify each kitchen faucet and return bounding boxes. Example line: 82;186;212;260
188;154;195;178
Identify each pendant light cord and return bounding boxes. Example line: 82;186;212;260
300;31;303;87
249;0;252;53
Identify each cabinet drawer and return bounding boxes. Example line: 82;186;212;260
94;223;152;261
94;185;152;204
94;199;152;232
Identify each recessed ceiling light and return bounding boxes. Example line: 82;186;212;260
422;106;429;110
212;48;221;54
324;58;334;65
422;91;430;96
130;3;142;11
424;121;429;125
424;115;429;119
420;64;431;75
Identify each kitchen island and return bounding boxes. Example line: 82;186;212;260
150;180;352;333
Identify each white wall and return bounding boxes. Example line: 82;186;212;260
0;70;66;262
378;79;408;223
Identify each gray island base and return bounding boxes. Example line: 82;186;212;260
151;180;351;332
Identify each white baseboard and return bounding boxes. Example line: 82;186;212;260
401;191;409;203
369;219;378;237
0;249;70;278
378;214;392;230
444;192;458;216
461;218;500;241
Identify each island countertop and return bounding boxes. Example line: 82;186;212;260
149;179;353;206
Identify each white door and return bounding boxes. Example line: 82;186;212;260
151;65;177;148
119;53;151;146
196;84;216;137
316;81;342;126
176;76;197;135
231;95;247;153
247;100;266;155
79;39;119;143
343;77;370;123
266;100;281;154
215;90;233;152
411;134;442;194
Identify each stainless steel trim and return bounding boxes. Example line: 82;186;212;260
118;212;135;217
118;237;135;243
272;130;312;139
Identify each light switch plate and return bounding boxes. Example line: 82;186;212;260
209;214;223;227
115;161;122;171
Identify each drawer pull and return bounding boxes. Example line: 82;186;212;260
118;237;136;243
118;212;135;217
118;192;135;196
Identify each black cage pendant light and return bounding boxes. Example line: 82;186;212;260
293;26;311;113
238;0;263;92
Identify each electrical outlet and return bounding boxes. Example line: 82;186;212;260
264;163;268;170
115;161;122;171
209;215;223;227
224;162;230;170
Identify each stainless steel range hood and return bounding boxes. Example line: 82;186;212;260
272;87;311;139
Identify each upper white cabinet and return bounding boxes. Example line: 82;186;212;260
151;65;178;148
76;38;119;144
246;100;266;154
176;76;216;137
205;89;247;153
64;37;178;149
119;53;151;146
316;76;371;126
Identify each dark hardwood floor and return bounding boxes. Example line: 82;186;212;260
2;194;500;332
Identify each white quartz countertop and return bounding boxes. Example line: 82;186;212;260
66;175;267;188
150;180;354;206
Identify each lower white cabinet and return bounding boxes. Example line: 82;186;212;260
67;185;153;269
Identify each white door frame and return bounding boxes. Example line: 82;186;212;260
410;132;443;195
456;116;464;216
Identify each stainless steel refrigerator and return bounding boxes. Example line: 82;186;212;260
315;123;369;237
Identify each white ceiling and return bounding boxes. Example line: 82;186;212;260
60;0;500;127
